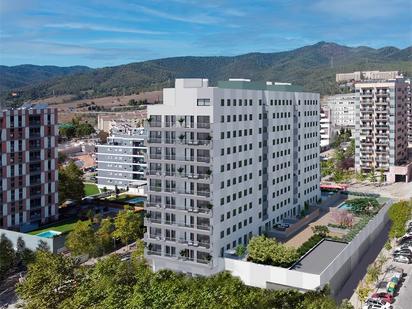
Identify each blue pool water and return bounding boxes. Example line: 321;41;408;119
338;203;352;210
127;197;146;204
36;230;62;238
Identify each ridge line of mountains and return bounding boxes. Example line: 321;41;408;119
1;41;411;105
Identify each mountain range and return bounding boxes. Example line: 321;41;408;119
1;42;411;105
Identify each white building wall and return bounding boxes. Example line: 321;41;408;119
145;79;320;275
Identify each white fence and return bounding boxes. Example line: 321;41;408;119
222;200;392;294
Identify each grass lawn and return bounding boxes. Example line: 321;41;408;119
28;219;83;235
84;183;100;196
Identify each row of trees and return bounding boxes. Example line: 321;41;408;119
16;249;353;309
65;207;143;257
59;117;95;140
0;234;49;280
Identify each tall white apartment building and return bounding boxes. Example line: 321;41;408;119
320;106;334;149
144;78;320;275
336;71;399;83
355;77;411;182
321;93;357;130
96;126;147;190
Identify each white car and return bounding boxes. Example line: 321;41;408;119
394;245;412;252
394;255;411;264
362;299;392;309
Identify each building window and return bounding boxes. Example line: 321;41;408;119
197;98;210;106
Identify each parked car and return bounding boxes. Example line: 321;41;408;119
371;292;394;304
386;281;397;295
393;255;411;264
362;298;392;309
398;235;412;244
394;245;412;251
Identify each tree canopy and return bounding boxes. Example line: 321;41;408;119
65;220;98;257
17;251;352;309
247;236;299;267
58;161;84;203
113;208;143;246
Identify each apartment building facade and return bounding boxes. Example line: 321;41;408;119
321;93;357;131
96;126;147;190
355;78;411;182
144;78;321;275
406;79;411;144
336;71;399;83
320;106;334;149
1;104;58;231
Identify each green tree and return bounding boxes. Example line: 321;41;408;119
16;237;35;266
113;208;143;247
59;161;84;203
0;234;15;280
312;225;330;237
16;250;79;309
75;123;95;137
66;221;98;257
388;200;412;239
97;218;114;254
247;236;298;267
365;263;380;285
36;240;50;252
235;244;247;257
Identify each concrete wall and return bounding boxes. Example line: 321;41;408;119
0;228;66;253
222;200;392;294
319;201;391;295
223;258;320;291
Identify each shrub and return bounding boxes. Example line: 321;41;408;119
247;236;298;267
388;200;412;239
297;234;324;257
346;198;379;215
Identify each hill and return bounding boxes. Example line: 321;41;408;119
1;42;411;105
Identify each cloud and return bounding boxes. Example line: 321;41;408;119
132;4;222;25
44;22;167;35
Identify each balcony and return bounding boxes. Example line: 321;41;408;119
197;123;211;129
360;139;373;145
375;149;388;155
147;121;162;128
360;109;373;114
148;186;162;192
149;154;162;160
144;218;162;225
375;139;389;146
360;156;373;161
147;138;162;144
360;148;373;154
376;157;388;163
375;125;388;130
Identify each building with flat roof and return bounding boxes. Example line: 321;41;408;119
336;71;399;83
97;111;146;132
144;78;320;275
355;77;411;182
321;93;357;131
1;103;58;231
96;125;147;190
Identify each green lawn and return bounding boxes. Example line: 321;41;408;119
84;183;100;196
28;219;83;235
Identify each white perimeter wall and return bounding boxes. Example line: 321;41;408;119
223;258;320;291
222;200;392;294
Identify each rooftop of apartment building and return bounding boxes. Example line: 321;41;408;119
165;78;318;94
1;102;51;112
109;125;146;138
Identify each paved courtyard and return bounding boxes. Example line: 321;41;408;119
348;182;412;201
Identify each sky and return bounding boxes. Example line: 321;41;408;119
0;0;411;68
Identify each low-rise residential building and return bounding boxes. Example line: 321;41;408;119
336;71;399;83
355;77;411;182
96;125;147;190
144;78;320;276
1;103;59;231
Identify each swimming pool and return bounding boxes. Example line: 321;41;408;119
36;230;62;238
338;203;352;210
127;197;146;204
